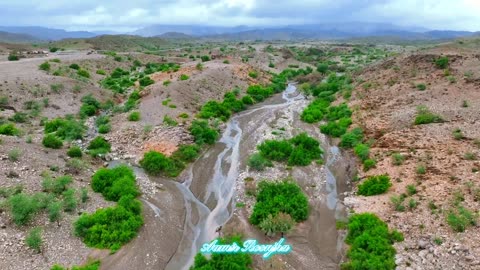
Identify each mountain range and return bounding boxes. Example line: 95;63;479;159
0;23;478;43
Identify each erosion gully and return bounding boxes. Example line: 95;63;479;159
101;84;353;270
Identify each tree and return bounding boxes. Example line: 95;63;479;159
317;63;329;74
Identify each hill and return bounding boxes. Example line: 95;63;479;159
0;31;39;43
0;26;96;40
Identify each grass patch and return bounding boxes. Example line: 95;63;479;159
357;175;392;196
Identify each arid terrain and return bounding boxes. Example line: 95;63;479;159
0;35;479;270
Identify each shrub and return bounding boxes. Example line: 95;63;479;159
223;60;230;64
39;61;51;71
180;74;189;80
79;104;97;118
200;55;210;62
91;166;139;201
77;69;90;78
435;57;449;69
390;195;406;212
44;117;85;140
42;176;72;194
96;69;106;75
241;95;254;105
259;212;295;236
190;120;218;145
406;184;417;196
414;106;444;125
416;83;426;91
447;206;477;232
340;128;364;148
63;189;77;212
354;144;370;161
51;261;101;270
87;136;111;156
163;80;171;86
247;85;273;102
139;76;154;87
416;164;426;175
248;71;258;79
391;153;405;166
0;123;20;136
98;124;111;134
9;112;29;123
317;63;329;74
171;145;200;163
363;159;377;171
42;134;63;149
140;151;183;177
128;111;141;121
268;62;275;68
198;100;231;120
163;115;178;126
67;146;83;158
453;128;464;140
74;195;143;250
342;213;402;270
191;236;252;270
258;139;293;162
25;227;42;253
47;200;62;222
357;175;391;196
8;54;19;61
69;63;80;70
9;193;41;225
8;148;21;162
250;180;309;225
248;153;273;171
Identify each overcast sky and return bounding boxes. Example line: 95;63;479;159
0;0;479;32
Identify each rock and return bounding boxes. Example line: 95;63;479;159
419;250;428;258
465;255;475;261
418;240;429;249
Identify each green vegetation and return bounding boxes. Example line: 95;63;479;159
191;236;252;270
340;128;364;148
316;63;329;74
8;54;19;61
87;136;111;156
180;74;189;80
51;261;101;270
416;83;426;91
357;175;392;196
77;69;90;78
447;206;477;232
391;153;405;166
140;151;184;177
414;106;444;125
257;133;323;166
10;112;29;123
75;166;143;251
342;213;403;270
248;153;273;171
259;212;295;237
8;148;21;162
250;180;309;228
25;227;42;253
44;117;86;140
42;176;72;195
200;55;210;62
96;69;106;75
69;63;80;70
354;144;370;161
363;159;377;172
39;61;51;71
42;134;63;149
67;146;83;158
248;70;258;79
139;76;154;87
0;123;20;136
128;111;141;121
189;120;219;145
171;144;200;163
163;115;178;126
435;56;449;69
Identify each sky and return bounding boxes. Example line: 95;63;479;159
0;0;479;32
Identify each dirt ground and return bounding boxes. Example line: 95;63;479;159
344;44;480;269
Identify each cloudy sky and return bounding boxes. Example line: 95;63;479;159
0;0;479;32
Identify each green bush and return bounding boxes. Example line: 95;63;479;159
416;83;426;91
0;123;20;136
258;139;293;162
25;227;42;253
91;166;139;201
96;69;106;75
8;54;19;61
435;57;449;69
77;69;90;78
320;118;352;137
9;193;42;225
248;153;273;171
74;195;143;251
363;159;377;172
69;63;80;70
354;144;370;161
10;112;29;123
247;85;273;102
342;213;402;270
248;71;258;78
191;236;252;270
317;63;329;74
447;206;477;232
250;180;309;225
67;146;83;158
357;175;391;196
301;98;330;123
63;189;77;212
241;95;254;105
414;106;444;125
171;144;200;163
391;153;405;166
51;260;101;270
80;104;97;118
140;151;183;177
48;200;62;222
190;120;218;145
39;61;51;71
259;212;295;236
42;134;63;149
163;115;178;126
139;76;154;87
44;117;85;140
42;176;72;194
87;136;111;156
128;111;141;121
340;128;364;148
200;55;210;62
180;74;189;80
98;124;111;134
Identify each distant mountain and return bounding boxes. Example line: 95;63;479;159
133;25;255;36
156;32;194;40
0;31;39;43
0;26;97;41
